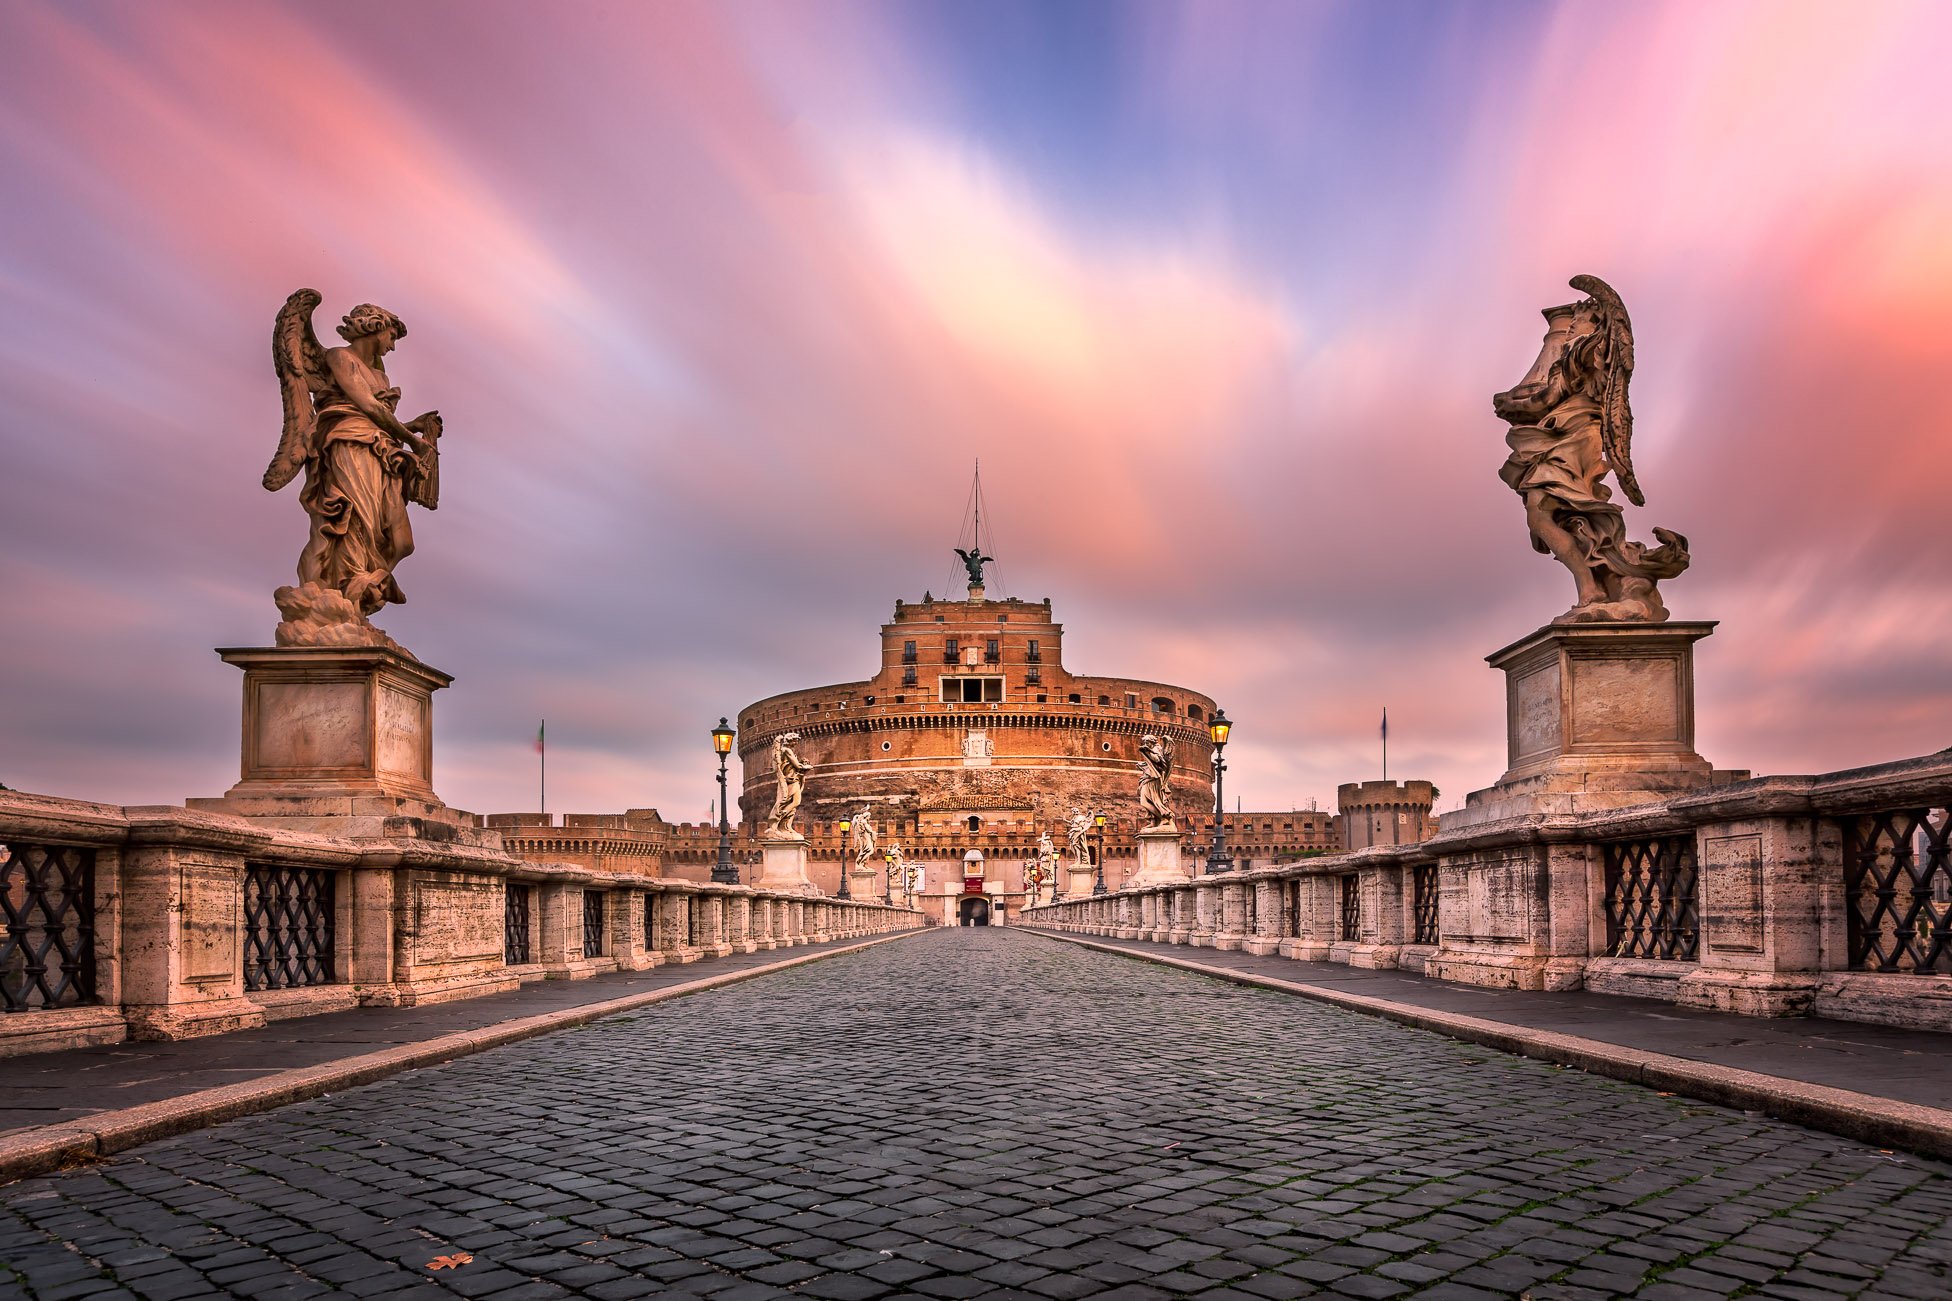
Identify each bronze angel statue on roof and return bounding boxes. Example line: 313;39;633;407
1493;275;1689;623
263;289;444;653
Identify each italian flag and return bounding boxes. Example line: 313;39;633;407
536;720;545;754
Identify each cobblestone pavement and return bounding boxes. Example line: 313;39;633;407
3;930;1948;1301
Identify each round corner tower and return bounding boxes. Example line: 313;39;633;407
1336;779;1436;850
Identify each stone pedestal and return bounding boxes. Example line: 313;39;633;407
1127;828;1189;889
758;837;816;893
1451;621;1718;827
189;645;487;842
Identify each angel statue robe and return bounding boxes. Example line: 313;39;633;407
298;364;430;615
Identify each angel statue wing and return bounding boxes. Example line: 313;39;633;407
264;288;330;491
1569;274;1643;508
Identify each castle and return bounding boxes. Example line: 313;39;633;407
486;565;1434;925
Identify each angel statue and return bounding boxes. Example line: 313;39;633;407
1023;854;1048;905
1037;829;1056;869
954;546;992;590
905;854;924;901
263;289;445;653
1137;734;1176;833
1066;808;1092;867
764;733;810;839
1493;274;1689;623
850;805;878;874
886;843;907;902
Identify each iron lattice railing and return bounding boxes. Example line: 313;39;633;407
504;884;531;966
1339;874;1359;942
582;890;605;958
1412;863;1439;946
1845;809;1952;974
1;842;98;1012
1603;836;1700;960
243;864;335;991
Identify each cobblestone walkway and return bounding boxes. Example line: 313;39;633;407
3;930;1948;1300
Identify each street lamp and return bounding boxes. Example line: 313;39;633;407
837;817;853;898
884;850;896;903
1206;707;1235;874
710;717;738;884
1092;813;1108;895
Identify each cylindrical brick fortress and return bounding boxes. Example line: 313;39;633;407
736;592;1217;861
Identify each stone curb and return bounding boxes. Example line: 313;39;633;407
1025;930;1952;1162
0;930;923;1186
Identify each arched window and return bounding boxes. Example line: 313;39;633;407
966;815;981;833
1151;696;1174;714
1187;704;1203;721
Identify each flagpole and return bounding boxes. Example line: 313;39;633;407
540;719;547;817
1382;707;1388;782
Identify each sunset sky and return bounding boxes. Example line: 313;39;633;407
2;0;1948;823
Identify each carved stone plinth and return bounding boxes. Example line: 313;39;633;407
757;837;816;893
1127;829;1189;889
1451;621;1718;827
188;645;489;842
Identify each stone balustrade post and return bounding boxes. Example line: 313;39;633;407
612;890;652;970
1165;887;1191;944
1247;879;1284;955
1215;879;1249;951
727;893;756;953
701;893;732;957
1191;881;1219;947
119;841;267;1041
656;887;700;963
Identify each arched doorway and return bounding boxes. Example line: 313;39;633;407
959;897;990;926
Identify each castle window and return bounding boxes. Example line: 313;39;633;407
985;638;1000;664
1027;640;1041;663
1151;697;1174;714
1036;694;1047;703
967;815;981;832
1099;695;1111;706
944;638;960;663
864;695;875;705
881;741;892;751
903;667;917;686
1187;704;1202;721
902;640;917;664
940;676;1004;703
1125;694;1137;709
1068;693;1081;704
1026;667;1041;685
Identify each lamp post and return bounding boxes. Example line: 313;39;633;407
837;817;852;898
1092;813;1108;895
884;850;896;903
1205;708;1234;874
710;718;738;884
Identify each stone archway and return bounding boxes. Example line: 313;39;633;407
958;897;991;926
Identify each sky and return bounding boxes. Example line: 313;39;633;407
2;0;1948;823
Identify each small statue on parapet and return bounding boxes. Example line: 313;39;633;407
263;289;445;654
764;733;809;840
851;805;877;875
1066;808;1092;867
1138;734;1176;833
1493;274;1689;624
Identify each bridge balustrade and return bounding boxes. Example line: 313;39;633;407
1022;751;1952;1032
0;788;926;1058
